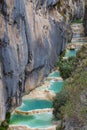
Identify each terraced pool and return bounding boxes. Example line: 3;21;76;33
65;49;76;58
48;71;60;78
49;81;64;94
10;112;54;128
17;99;52;112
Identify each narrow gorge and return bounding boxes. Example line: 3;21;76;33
0;0;87;130
9;19;87;130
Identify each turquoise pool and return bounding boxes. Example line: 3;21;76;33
17;99;52;111
10;112;54;128
48;71;60;78
65;50;76;58
49;81;64;94
73;35;84;38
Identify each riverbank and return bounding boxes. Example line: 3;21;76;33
55;44;87;130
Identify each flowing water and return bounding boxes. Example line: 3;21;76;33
49;81;64;94
9;23;87;130
10;71;63;130
10;113;54;128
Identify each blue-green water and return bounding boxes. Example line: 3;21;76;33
17;99;52;111
10;113;54;128
48;71;60;78
72;40;87;43
10;72;64;128
73;35;84;38
65;50;76;58
49;81;64;94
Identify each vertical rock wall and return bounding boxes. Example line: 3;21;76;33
84;0;87;35
0;60;7;122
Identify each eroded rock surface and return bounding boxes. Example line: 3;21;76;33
0;60;7;122
84;2;87;36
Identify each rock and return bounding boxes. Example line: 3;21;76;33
81;91;87;106
67;44;76;50
0;60;7;122
46;0;60;8
84;7;87;36
63;117;87;130
8;125;57;130
33;0;45;10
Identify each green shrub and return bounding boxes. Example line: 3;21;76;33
56;124;63;130
72;19;83;24
0;0;4;4
1;121;8;129
61;11;66;21
0;112;11;130
57;1;62;8
56;45;87;124
57;57;76;79
6;112;11;120
53;90;68;119
53;45;87;129
60;50;66;59
0;126;6;130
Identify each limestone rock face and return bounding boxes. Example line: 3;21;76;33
83;0;87;35
0;0;85;120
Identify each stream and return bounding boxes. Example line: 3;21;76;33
9;23;87;130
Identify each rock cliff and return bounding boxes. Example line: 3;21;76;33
0;0;85;122
0;60;7;122
84;0;87;35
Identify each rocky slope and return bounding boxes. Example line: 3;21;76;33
0;0;85;122
63;45;87;130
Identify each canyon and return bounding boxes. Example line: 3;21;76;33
0;0;86;127
8;22;87;130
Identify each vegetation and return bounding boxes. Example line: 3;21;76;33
0;112;11;130
57;1;62;8
72;19;83;24
60;50;66;58
53;45;87;126
53;90;68;119
56;122;63;130
0;0;4;4
57;57;76;79
60;11;66;21
57;1;66;21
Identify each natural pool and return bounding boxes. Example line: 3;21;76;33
48;71;60;78
65;49;76;58
17;99;52;112
49;81;64;94
10;112;54;128
10;77;63;129
73;34;84;38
